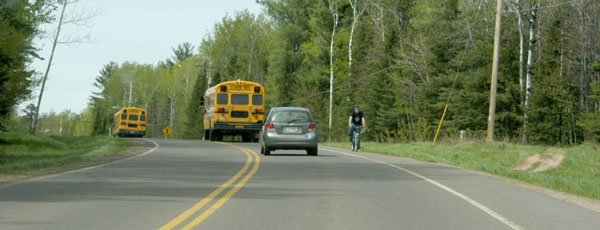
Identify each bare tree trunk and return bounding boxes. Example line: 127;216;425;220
367;0;385;42
169;93;175;137
576;0;589;112
128;82;133;107
523;4;538;145
513;0;525;105
32;0;68;134
348;0;364;79
328;0;339;142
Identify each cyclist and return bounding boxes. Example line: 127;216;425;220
349;106;366;149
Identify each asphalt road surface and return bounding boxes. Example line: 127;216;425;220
1;139;598;230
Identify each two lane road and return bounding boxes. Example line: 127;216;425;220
0;139;598;229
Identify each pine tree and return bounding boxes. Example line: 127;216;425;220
184;67;208;139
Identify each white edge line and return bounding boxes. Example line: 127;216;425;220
0;139;160;188
320;147;523;230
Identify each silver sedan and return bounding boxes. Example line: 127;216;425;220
260;107;318;156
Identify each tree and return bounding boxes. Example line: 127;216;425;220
21;103;37;132
166;42;194;68
327;0;340;140
523;2;538;144
90;63;117;135
348;0;365;78
509;0;526;107
259;0;312;106
32;0;100;134
0;0;54;130
184;66;208;139
75;0;599;145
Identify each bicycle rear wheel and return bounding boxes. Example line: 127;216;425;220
353;132;360;152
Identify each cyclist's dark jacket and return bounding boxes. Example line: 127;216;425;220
350;111;364;126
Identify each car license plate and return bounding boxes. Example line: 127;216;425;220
283;126;301;134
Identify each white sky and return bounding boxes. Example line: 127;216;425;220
24;0;262;114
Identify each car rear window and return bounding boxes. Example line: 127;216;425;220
270;111;312;123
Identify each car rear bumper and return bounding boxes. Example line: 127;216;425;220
264;131;318;149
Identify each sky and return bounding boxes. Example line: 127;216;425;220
25;0;263;114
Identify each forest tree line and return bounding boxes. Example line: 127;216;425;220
4;0;600;144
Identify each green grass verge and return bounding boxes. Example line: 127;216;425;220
0;132;127;174
323;141;600;200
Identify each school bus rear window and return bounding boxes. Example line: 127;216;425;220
121;114;127;120
129;114;138;121
252;95;263;105
232;94;249;105
217;94;228;104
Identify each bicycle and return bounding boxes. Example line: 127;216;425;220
350;125;363;152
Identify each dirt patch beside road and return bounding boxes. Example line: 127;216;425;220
0;138;156;186
516;152;565;172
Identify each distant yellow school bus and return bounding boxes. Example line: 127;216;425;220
112;107;147;137
203;80;265;142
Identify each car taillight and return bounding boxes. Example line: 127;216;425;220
267;122;275;130
308;122;316;131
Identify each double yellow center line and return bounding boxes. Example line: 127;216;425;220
159;143;260;230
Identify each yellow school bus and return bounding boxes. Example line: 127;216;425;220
203;80;265;141
112;107;147;137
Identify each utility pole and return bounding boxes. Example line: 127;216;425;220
487;0;502;141
128;82;133;107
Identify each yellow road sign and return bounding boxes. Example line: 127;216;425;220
163;127;171;136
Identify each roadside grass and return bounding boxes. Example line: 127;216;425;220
323;141;600;200
0;132;127;174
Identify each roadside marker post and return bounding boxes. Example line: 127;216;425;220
433;104;448;144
